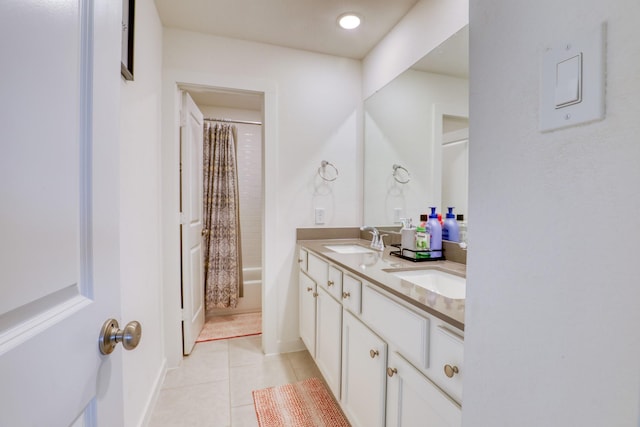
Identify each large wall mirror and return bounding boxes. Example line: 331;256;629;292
363;25;469;227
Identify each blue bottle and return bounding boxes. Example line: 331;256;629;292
426;207;442;257
442;207;460;242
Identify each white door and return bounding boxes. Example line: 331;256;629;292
180;92;205;355
0;0;124;426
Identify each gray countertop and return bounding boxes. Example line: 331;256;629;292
298;238;466;331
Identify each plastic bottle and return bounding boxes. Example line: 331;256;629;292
442;207;460;242
414;225;431;259
426;207;442;258
457;214;467;245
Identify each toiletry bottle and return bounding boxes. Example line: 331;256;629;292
415;225;430;259
457;214;467;245
443;207;460;242
426;207;442;258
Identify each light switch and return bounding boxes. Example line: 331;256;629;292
539;23;605;132
555;53;582;108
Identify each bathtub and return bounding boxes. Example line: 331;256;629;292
207;266;262;315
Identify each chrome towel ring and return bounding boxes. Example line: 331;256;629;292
392;164;411;184
318;160;339;182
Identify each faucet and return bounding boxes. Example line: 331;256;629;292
360;226;386;251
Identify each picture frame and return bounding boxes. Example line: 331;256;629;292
121;0;135;80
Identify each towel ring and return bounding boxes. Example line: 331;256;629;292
318;160;339;182
392;164;411;184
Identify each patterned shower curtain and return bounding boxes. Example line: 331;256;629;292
202;122;243;310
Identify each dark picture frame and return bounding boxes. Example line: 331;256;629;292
121;0;135;80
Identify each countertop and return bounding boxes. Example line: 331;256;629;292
298;238;466;331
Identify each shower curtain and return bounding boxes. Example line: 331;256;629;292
202;122;243;310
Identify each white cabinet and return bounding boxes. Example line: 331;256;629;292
341;311;387;427
430;326;464;403
299;271;317;357
298;245;464;427
386;352;461;427
342;273;362;314
316;286;343;398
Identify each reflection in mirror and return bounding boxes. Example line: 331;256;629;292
363;25;469;227
441;116;469;219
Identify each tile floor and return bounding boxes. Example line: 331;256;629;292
147;335;323;427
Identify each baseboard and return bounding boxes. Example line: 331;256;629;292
269;337;306;356
137;357;168;427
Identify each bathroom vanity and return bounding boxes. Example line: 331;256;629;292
297;235;466;427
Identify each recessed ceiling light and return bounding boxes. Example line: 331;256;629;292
338;13;361;30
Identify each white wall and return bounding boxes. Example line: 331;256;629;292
118;0;165;425
464;1;640;425
362;0;468;98
161;29;362;362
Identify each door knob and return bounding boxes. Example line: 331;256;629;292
99;319;142;355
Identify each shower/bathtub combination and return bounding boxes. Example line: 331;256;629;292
207;266;262;316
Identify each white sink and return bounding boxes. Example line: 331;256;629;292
388;269;466;299
324;244;376;254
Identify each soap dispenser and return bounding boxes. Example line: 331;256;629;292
442;207;460;242
426;207;442;258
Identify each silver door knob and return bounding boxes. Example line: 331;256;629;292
99;319;142;355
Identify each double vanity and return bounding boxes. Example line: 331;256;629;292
298;230;466;427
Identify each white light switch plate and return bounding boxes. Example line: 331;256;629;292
314;207;325;225
540;23;606;132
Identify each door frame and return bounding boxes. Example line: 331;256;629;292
161;70;278;367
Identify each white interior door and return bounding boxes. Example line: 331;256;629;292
180;92;205;355
0;0;124;426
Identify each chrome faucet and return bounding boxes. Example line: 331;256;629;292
360;226;386;251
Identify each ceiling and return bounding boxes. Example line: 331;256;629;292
157;1;468;108
154;0;420;59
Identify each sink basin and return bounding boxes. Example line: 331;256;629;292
324;244;376;254
388;269;466;299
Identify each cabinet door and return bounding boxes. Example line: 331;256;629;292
299;272;317;357
315;287;342;399
341;311;387;427
386;352;461;427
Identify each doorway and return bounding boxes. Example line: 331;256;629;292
161;71;278;368
180;85;264;352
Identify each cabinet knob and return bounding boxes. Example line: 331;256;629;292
306;287;313;292
328;280;334;287
313;292;319;297
342;291;351;299
298;259;304;264
387;367;398;377
369;349;379;359
444;364;459;378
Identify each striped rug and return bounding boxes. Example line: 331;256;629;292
252;377;350;427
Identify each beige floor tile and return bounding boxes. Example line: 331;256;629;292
162;339;229;389
227;335;274;367
148;380;230;427
229;356;297;407
286;350;323;381
231;404;259;427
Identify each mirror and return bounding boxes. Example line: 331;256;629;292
363;25;469;227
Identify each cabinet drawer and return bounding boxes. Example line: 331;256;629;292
361;284;429;370
307;252;328;286
298;248;308;272
319;265;343;300
341;274;362;314
431;326;464;404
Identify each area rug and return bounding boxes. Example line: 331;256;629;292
196;311;262;342
252;377;350;427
